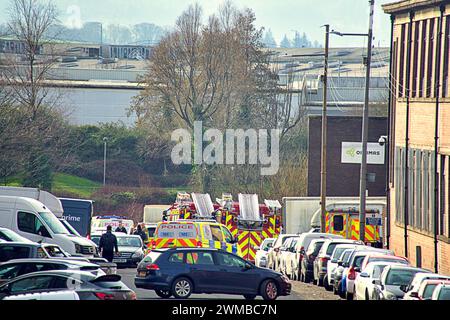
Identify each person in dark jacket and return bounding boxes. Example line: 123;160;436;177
99;226;119;262
134;224;148;243
115;222;127;234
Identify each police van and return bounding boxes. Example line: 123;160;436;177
151;220;240;256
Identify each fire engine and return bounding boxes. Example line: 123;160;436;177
163;192;283;262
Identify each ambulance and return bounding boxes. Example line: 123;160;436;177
150;220;240;255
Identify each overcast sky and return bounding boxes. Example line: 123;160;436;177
0;0;395;47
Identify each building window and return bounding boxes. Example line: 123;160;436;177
443;16;450;98
419;19;427;98
399;24;406;98
412;21;420;97
426;18;435;98
440;155;446;236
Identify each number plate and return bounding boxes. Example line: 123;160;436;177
139;271;147;277
113;259;127;263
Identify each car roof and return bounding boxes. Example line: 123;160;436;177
364;261;405;269
0;242;41;248
1;258;100;267
420;279;450;285
387;265;428;272
3;270;100;283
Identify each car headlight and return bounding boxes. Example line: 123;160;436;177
383;291;397;300
75;243;82;254
281;275;290;283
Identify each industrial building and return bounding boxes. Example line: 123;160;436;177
383;0;450;274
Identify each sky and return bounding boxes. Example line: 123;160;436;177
0;0;395;47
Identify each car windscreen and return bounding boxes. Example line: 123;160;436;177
142;251;162;264
353;255;367;268
423;284;438;299
372;264;388;278
39;212;69;235
438;288;450;300
385;269;419;286
326;243;348;256
156;224;198;239
262;239;274;250
117;237;142;247
0;229;25;242
281;236;295;246
332;247;350;260
91;236;100;246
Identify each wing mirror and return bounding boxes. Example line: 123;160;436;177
372;279;381;286
337;261;343;266
359;272;369;278
244;263;253;270
400;285;408;293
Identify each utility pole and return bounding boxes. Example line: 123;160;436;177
103;137;108;186
320;24;330;233
359;0;375;242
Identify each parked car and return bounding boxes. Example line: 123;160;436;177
279;236;300;276
0;258;105;285
431;283;450;300
372;265;431;300
3;290;80;300
135;248;291;300
0;242;48;262
415;279;450;300
360;253;409;271
333;248;355;298
403;272;450;300
327;244;360;291
267;234;298;272
91;232;145;267
254;238;275;268
343;247;394;300
283;237;301;279
354;261;404;300
300;238;327;283
293;233;343;281
313;239;361;288
0;228;34;244
333;248;354;296
0;270;136;300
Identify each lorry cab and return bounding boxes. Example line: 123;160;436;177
0;196;97;257
151;220;240;256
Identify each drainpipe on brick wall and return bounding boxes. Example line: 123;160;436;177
433;5;445;275
404;12;414;258
386;14;395;250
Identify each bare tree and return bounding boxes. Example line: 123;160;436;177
2;0;60;118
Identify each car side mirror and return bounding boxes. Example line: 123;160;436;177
300;249;305;255
372;279;381;285
337;261;343;266
354;267;361;273
410;291;419;298
400;285;408;293
244;263;253;270
360;272;369;278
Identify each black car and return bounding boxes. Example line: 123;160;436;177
135;248;291;300
300;239;326;283
0;259;105;285
0;270;136;300
0;242;48;262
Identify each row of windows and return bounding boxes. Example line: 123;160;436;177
394;147;450;237
396;15;450;99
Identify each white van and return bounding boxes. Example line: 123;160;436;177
0;196;97;257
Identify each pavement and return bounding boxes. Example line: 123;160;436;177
117;268;339;300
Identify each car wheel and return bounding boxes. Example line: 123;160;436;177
260;279;279;301
318;278;323;287
324;276;332;291
155;289;172;299
172;277;193;299
304;273;311;283
365;290;369;301
346;292;353;301
243;294;257;300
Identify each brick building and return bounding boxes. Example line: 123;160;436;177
307;116;387;197
383;0;450;274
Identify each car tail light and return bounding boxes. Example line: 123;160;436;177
348;267;356;280
94;292;115;300
146;264;160;271
151;240;156;249
197;240;203;247
320;257;328;266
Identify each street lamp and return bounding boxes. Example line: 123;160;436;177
103;137;108;186
330;0;375;242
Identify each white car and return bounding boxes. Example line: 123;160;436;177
403;272;450;300
431;284;450;300
267;234;298;271
326;243;360;289
279;236;300;276
3;290;80;300
254;238;275;268
354;261;404;300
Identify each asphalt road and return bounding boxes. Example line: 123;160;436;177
117;268;304;300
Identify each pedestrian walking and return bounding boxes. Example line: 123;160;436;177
99;225;119;262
